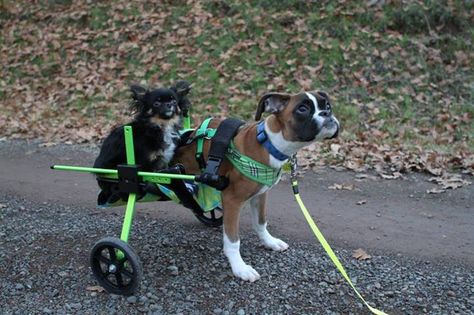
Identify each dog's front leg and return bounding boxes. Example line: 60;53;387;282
222;192;261;282
250;192;289;251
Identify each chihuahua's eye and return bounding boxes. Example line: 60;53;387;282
153;101;161;107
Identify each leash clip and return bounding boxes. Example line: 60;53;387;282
289;154;299;195
289;154;298;180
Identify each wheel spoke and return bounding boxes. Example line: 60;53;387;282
98;254;111;264
115;272;124;287
107;246;117;261
211;210;216;220
121;268;134;279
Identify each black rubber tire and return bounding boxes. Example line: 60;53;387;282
90;237;143;296
194;207;223;227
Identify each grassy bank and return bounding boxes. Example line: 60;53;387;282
0;0;472;175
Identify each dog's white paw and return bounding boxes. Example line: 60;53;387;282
232;263;261;282
262;236;289;251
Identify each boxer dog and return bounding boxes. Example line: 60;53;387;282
172;91;339;282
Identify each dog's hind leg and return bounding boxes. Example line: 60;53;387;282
222;191;261;282
250;192;289;251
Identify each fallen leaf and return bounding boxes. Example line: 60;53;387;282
355;174;377;181
330;143;341;155
328;183;355;191
427;188;446;194
86;285;105;293
352;248;371;260
379;172;403;180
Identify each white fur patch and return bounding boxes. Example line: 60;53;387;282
264;122;307;169
162;124;179;163
249;197;289;251
223;233;260;282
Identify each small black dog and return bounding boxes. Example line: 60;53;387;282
94;81;191;205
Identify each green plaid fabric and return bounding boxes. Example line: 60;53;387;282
226;141;282;187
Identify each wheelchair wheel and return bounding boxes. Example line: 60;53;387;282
194;207;223;227
90;237;143;296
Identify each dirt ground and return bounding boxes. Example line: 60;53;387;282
0;139;473;266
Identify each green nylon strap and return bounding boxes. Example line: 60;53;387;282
226;141;281;187
195;117;216;166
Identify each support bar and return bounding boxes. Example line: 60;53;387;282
51;165;197;181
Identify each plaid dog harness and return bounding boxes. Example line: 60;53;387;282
226;141;282;187
192;118;282;188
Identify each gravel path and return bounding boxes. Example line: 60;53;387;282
1;194;472;315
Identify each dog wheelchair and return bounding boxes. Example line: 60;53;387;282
52;115;229;296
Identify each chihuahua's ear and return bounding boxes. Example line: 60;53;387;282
130;84;148;101
255;92;291;121
171;80;192;114
171;80;192;98
129;84;149;113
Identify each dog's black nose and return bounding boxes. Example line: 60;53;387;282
318;110;330;117
165;102;175;110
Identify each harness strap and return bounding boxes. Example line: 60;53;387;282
193;117;215;169
196;118;245;190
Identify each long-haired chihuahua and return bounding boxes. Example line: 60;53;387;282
93;81;191;205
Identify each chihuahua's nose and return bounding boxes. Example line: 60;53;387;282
318;110;330;117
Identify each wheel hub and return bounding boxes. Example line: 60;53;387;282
108;264;117;273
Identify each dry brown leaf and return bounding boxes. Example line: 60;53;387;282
328;183;354;191
427;188;446;194
379;172;403;180
355;174;377;180
86;285;105;293
428;175;472;191
352;248;371;260
330;143;341;155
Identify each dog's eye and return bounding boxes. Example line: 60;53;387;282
296;104;309;114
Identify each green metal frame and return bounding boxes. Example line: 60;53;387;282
52;125;196;244
120;126;137;243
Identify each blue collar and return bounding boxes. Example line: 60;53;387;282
256;121;290;161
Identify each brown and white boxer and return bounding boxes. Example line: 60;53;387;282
172;91;340;282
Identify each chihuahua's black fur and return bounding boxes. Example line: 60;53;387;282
93;81;191;205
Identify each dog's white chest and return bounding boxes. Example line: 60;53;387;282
162;125;179;162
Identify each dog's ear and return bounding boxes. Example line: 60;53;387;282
171;80;192;114
129;84;149;113
171;80;192;97
255;92;291;121
130;84;148;101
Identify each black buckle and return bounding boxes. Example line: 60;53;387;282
195;156;229;190
204;156;221;174
117;164;141;194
